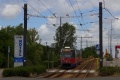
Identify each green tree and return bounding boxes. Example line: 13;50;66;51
27;28;39;44
0;53;6;68
55;22;77;52
0;24;44;67
0;26;16;67
27;43;43;66
82;46;99;58
26;28;43;66
15;23;24;35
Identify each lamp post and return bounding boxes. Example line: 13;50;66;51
110;20;113;61
104;18;113;61
104;18;119;61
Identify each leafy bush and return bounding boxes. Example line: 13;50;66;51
42;60;59;68
99;67;115;76
3;67;31;77
32;65;46;74
106;56;113;61
2;65;46;77
2;68;13;77
0;53;6;68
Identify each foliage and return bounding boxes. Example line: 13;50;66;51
0;24;43;67
0;53;6;68
27;28;39;44
99;67;116;76
26;43;43;66
2;65;46;77
0;23;60;68
82;46;99;58
106;54;113;61
0;26;16;68
42;60;60;69
41;47;60;68
55;22;77;52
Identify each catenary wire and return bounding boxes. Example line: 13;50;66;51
22;0;55;26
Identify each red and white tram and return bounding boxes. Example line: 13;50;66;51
60;47;82;68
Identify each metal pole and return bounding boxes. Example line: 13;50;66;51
24;4;27;66
8;46;10;68
99;2;103;68
60;17;62;51
81;36;82;55
86;40;88;47
108;30;110;53
110;20;112;61
46;42;49;69
53;48;54;68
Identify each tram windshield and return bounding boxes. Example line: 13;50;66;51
61;51;72;58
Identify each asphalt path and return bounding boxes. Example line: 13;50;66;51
0;69;3;78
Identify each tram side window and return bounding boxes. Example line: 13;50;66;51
71;50;75;58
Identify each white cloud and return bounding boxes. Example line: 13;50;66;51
104;0;120;12
0;26;1;30
38;24;56;46
1;0;120;58
38;24;49;35
1;4;21;19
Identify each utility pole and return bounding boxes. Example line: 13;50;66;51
8;46;10;68
108;30;110;53
80;37;82;60
104;18;119;60
86;40;88;47
110;20;112;61
77;36;92;55
60;17;62;53
99;2;103;68
24;4;27;66
46;42;49;70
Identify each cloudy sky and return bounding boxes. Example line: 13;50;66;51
1;0;120;58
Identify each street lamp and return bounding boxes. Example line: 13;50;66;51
104;18;113;61
104;18;119;61
103;28;110;54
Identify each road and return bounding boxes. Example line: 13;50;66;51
0;69;3;78
0;77;120;80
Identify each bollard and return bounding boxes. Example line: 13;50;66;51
96;58;99;69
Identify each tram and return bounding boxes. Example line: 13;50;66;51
60;47;82;68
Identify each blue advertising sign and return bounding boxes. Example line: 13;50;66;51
14;35;23;67
14;35;23;58
14;57;24;62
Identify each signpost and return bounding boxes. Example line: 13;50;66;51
8;46;10;68
14;35;24;67
51;43;56;68
95;44;100;55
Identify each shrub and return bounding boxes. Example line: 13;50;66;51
99;67;115;76
42;60;59;68
2;67;31;77
2;65;46;77
2;68;13;77
32;65;46;74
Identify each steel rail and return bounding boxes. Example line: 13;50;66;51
73;59;95;78
82;59;96;80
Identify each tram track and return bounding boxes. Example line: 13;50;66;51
69;59;96;78
42;58;97;78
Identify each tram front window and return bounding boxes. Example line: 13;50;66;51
61;51;71;58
